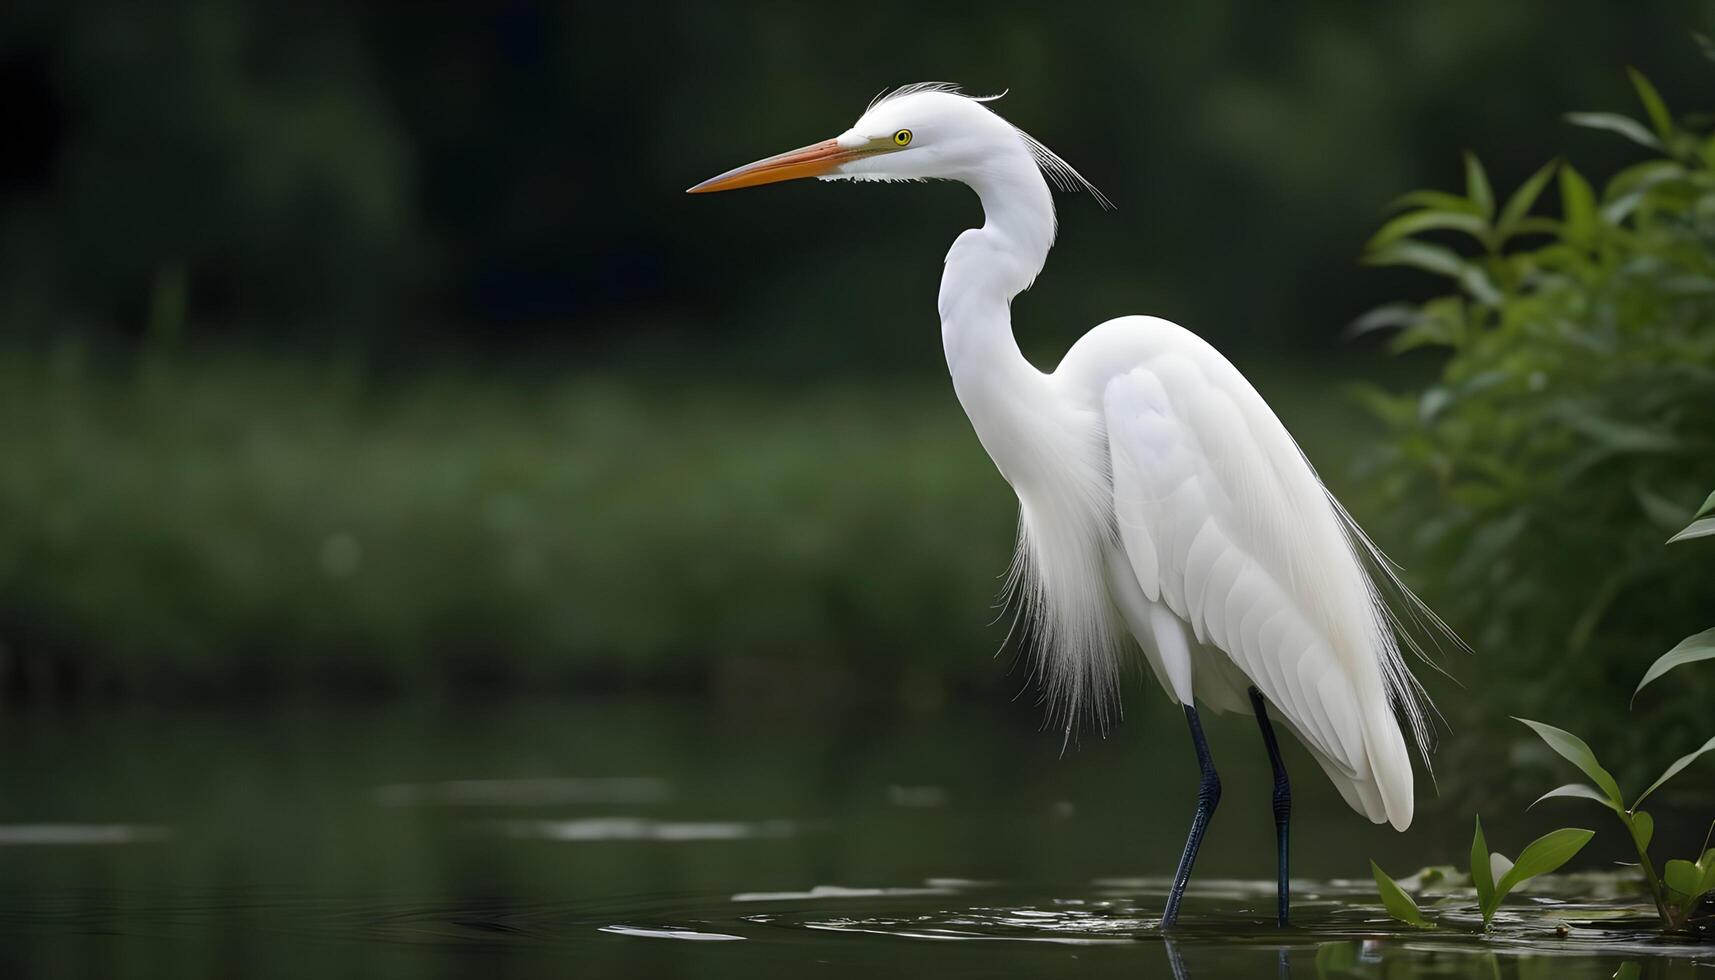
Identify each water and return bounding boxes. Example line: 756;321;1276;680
0;699;1706;977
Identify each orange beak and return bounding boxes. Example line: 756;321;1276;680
686;138;868;194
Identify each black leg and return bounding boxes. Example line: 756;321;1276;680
1162;704;1220;928
1249;686;1292;927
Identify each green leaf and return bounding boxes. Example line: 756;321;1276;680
1697;849;1715;897
1631;811;1654;853
1367;209;1491;250
1464;153;1494;219
1505;215;1562;238
1371;860;1432;927
1668;518;1715;544
1471;816;1495;915
1564;112;1662;152
1458;264;1503;307
1391;316;1456;353
1667;491;1715;544
1664;858;1699;897
1530;782;1619;813
1514;717;1623;806
1497;160;1559;239
1627;68;1674;143
1346;302;1420;337
1495;828;1596;899
1601;191;1646;226
1603;159;1686;202
1632;734;1715;808
1363;240;1465;279
1387;189;1482;215
1559;165;1598;243
1634;628;1715;700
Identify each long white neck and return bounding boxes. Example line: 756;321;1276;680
939;159;1058;484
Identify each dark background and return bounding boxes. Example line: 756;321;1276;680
4;2;1711;362
1;0;1712;772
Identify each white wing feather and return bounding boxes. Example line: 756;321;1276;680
1079;317;1429;830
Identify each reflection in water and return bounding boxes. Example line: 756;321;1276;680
1163;938;1288;980
0;702;1706;978
373;776;672;807
598;924;746;941
613;874;1706;976
0;823;171;845
496;817;798;841
1311;941;1648;980
885;785;949;808
732;884;956;902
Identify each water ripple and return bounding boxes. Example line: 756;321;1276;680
495;817;799;841
0;824;171;845
372;777;672;807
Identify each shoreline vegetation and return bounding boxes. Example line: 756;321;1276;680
1;346;1377;707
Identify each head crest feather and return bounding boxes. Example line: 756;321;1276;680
870;82;1114;210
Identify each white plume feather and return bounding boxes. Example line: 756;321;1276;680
871;82;1114;210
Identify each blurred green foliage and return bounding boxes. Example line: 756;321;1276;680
5;1;1715;361
1;1;419;337
0;347;1369;706
1354;68;1715;789
0;349;1016;700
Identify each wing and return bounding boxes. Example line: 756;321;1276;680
1097;323;1425;829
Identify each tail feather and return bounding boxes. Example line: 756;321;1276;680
1361;699;1415;831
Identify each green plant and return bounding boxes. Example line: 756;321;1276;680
1631;485;1715;699
1519;474;1715;930
1635;626;1715;699
1470;817;1594;928
1521;713;1715;929
1362;54;1715;945
1371;819;1592;930
1354;65;1715;782
1664;489;1715;544
1370;860;1434;928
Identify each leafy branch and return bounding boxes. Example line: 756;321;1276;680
1364;61;1715;936
1522;713;1715;929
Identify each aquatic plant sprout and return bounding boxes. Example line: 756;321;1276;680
1469;818;1593;928
1370;861;1432;928
1523;713;1715;929
1370;818;1593;930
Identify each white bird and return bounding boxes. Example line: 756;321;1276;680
689;83;1444;927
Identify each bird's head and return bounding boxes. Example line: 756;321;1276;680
687;83;1110;208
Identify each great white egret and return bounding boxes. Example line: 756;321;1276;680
689;83;1445;927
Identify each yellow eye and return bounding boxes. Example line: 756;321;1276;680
892;129;912;146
